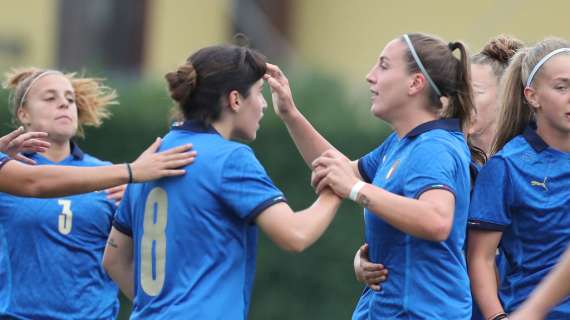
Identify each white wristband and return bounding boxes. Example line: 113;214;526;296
349;181;366;201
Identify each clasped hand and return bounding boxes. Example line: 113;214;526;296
311;149;359;198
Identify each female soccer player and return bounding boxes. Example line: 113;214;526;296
102;45;342;319
351;36;525;316
266;32;478;319
468;37;570;319
470;35;524;156
0;68;191;319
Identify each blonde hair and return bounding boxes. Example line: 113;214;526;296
2;67;118;137
492;37;570;154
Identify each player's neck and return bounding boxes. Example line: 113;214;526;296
471;123;496;157
536;119;570;153
211;121;231;140
41;139;72;163
391;107;439;139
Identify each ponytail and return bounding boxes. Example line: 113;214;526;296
491;50;532;154
403;33;486;164
448;41;487;164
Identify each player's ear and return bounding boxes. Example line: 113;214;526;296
228;90;241;112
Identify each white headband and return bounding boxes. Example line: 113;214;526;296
526;48;570;87
403;34;442;97
18;70;63;109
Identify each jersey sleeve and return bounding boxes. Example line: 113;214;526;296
402;141;460;199
219;147;286;223
468;156;511;231
357;134;395;183
0;152;11;171
112;184;134;237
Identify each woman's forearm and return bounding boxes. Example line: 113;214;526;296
467;231;505;318
113;260;134;300
356;184;453;241
469;255;504;318
256;190;342;253
103;229;135;300
0;161;129;198
281;110;339;167
290;190;342;250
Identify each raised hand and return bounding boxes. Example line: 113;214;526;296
130;138;197;182
264;63;298;119
0;127;50;164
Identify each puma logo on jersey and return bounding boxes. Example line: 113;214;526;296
531;177;548;191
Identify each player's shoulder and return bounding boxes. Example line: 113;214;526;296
495;134;528;159
412;130;468;159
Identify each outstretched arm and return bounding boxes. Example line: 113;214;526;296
312;151;456;242
0;138;196;197
265;63;361;177
256;189;342;252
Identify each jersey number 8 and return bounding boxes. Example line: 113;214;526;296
141;187;168;296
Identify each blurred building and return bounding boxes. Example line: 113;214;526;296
1;0;569;83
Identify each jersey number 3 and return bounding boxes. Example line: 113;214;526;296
58;199;73;235
141;187;168;296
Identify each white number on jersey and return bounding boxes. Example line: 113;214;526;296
141;187;168;296
57;199;73;235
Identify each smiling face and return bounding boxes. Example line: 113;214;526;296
470;63;499;136
366;38;414;122
231;79;267;141
17;73;78;143
526;54;570;134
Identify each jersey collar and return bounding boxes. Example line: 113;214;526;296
404;118;461;139
23;140;84;160
172;120;220;135
522;123;548;153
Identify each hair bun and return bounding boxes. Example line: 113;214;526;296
232;33;251;48
165;64;197;104
482;35;524;64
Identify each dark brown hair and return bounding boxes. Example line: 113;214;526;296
402;33;485;164
165;45;267;125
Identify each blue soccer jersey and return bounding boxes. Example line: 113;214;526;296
0;151;10;312
353;119;472;319
466;162;485;320
113;121;286;319
0;152;9;170
469;126;570;318
466;162;507;320
0;143;119;319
